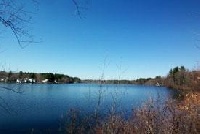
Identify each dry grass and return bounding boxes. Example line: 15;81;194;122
130;93;199;134
63;92;199;134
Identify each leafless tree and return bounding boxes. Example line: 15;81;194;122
0;0;36;113
0;0;89;48
0;0;88;113
0;0;38;48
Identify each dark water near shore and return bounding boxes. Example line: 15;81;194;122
0;84;177;133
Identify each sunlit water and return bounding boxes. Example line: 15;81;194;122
0;84;177;133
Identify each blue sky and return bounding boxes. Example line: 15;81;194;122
1;0;200;79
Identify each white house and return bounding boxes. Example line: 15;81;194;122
42;79;48;83
16;79;22;83
29;79;36;83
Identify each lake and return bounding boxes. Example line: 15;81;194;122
0;84;177;133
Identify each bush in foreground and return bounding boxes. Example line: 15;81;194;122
63;92;199;134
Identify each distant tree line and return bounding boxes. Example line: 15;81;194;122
81;79;135;84
0;71;81;84
1;66;199;92
82;77;162;85
164;66;200;92
82;66;200;92
131;66;200;92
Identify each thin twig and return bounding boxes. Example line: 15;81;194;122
0;86;24;94
72;0;82;19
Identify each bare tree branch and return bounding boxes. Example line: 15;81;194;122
0;86;24;94
72;0;82;18
71;0;90;19
0;84;24;114
0;96;12;114
0;0;37;48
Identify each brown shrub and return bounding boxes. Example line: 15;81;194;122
63;93;199;134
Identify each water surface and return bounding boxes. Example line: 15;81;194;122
0;84;176;132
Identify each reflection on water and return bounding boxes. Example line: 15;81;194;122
0;84;176;132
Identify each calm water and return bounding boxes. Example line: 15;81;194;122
0;84;176;132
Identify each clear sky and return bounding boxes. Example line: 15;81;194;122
1;0;200;80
